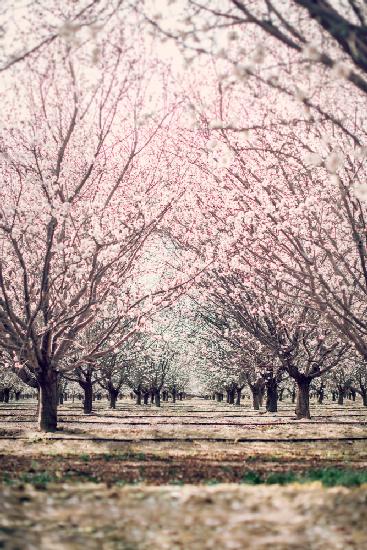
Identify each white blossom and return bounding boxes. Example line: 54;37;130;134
352;183;367;201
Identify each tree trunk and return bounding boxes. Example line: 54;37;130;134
317;389;324;404
15;391;21;401
266;379;278;413
3;388;10;403
38;375;58;432
235;388;242;406
154;390;161;407
172;389;176;403
362;390;367;406
59;392;64;405
230;388;236;404
109;390;118;409
251;388;260;410
83;382;93;414
337;387;344;405
143;392;149;405
136;390;142;405
259;386;265;407
295;378;311;419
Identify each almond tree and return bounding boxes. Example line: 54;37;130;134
200;269;349;418
0;33;187;431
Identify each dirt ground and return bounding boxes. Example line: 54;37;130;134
1;397;367;549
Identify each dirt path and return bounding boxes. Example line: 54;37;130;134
1;483;366;549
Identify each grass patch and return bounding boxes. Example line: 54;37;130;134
240;468;367;487
305;468;367;487
2;467;366;488
19;471;55;488
241;471;262;485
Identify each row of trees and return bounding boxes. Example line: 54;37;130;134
0;347;190;409
1;1;367;429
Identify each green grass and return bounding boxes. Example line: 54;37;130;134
19;471;56;488
2;467;366;488
240;468;367;487
241;471;263;485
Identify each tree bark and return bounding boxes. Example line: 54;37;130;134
295;378;311;419
337;387;344;405
230;388;235;404
154;390;161;407
266;378;278;413
235;388;242;406
83;382;93;414
136;390;142;405
143;392;149;405
38;374;58;432
317;388;324;404
109;390;118;409
172;389;176;403
3;388;10;403
251;388;260;410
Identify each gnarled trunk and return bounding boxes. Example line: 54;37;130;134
295;378;311;419
109;389;119;409
251;388;260;410
136;390;142;405
3;388;10;403
317;388;324;404
266;378;278;413
38;374;58;432
83;382;93;414
154;390;161;407
235;388;242;406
